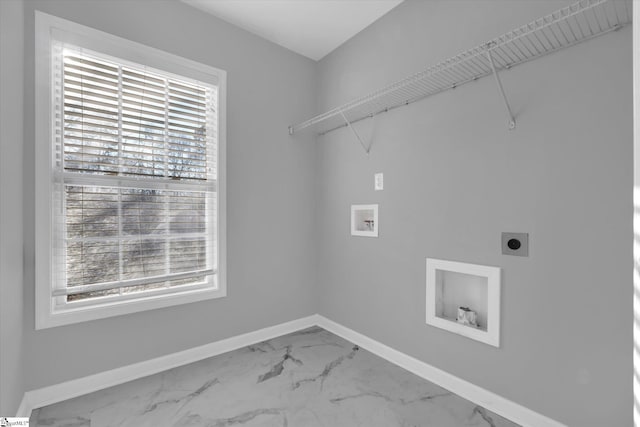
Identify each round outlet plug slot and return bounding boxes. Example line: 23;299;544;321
507;238;521;250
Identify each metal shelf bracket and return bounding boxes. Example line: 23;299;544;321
486;43;516;130
340;111;373;155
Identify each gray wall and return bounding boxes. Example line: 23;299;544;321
315;1;632;426
20;0;317;392
2;0;633;424
0;0;25;415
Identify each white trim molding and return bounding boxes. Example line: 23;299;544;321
633;2;640;426
17;315;319;417
315;315;565;427
18;314;565;427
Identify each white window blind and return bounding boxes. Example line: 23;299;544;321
52;42;218;304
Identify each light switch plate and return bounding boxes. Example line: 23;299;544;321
374;173;383;191
502;232;528;257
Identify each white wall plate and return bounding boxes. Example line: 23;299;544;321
426;258;501;347
351;204;378;237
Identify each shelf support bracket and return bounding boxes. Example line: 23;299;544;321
339;110;373;155
485;46;516;130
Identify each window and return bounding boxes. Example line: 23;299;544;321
35;12;226;329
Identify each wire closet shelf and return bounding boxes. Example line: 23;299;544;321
288;0;631;137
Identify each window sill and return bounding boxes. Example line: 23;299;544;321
35;285;226;330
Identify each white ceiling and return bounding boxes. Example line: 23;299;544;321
181;0;404;61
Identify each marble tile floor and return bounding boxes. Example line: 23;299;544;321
30;327;520;427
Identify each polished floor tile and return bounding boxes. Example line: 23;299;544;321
31;327;519;427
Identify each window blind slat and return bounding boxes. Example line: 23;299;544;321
64;111;120;124
168;109;207;122
167;115;205;128
53;269;216;296
64;55;118;72
65;233;210;244
63;64;119;81
64;72;119;90
64;80;120;97
122;85;166;100
64;143;119;153
120;112;166;126
65;97;119;112
169;84;206;101
122;67;165;85
64;103;118;119
65;127;120;138
61;172;215;191
168;99;207;111
169;93;207;105
64;85;119;100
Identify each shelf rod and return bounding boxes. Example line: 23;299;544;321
486;44;516;130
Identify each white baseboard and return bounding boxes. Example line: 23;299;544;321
18;313;565;427
16;315;320;417
315;315;566;427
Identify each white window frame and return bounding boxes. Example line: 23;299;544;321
35;12;227;329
